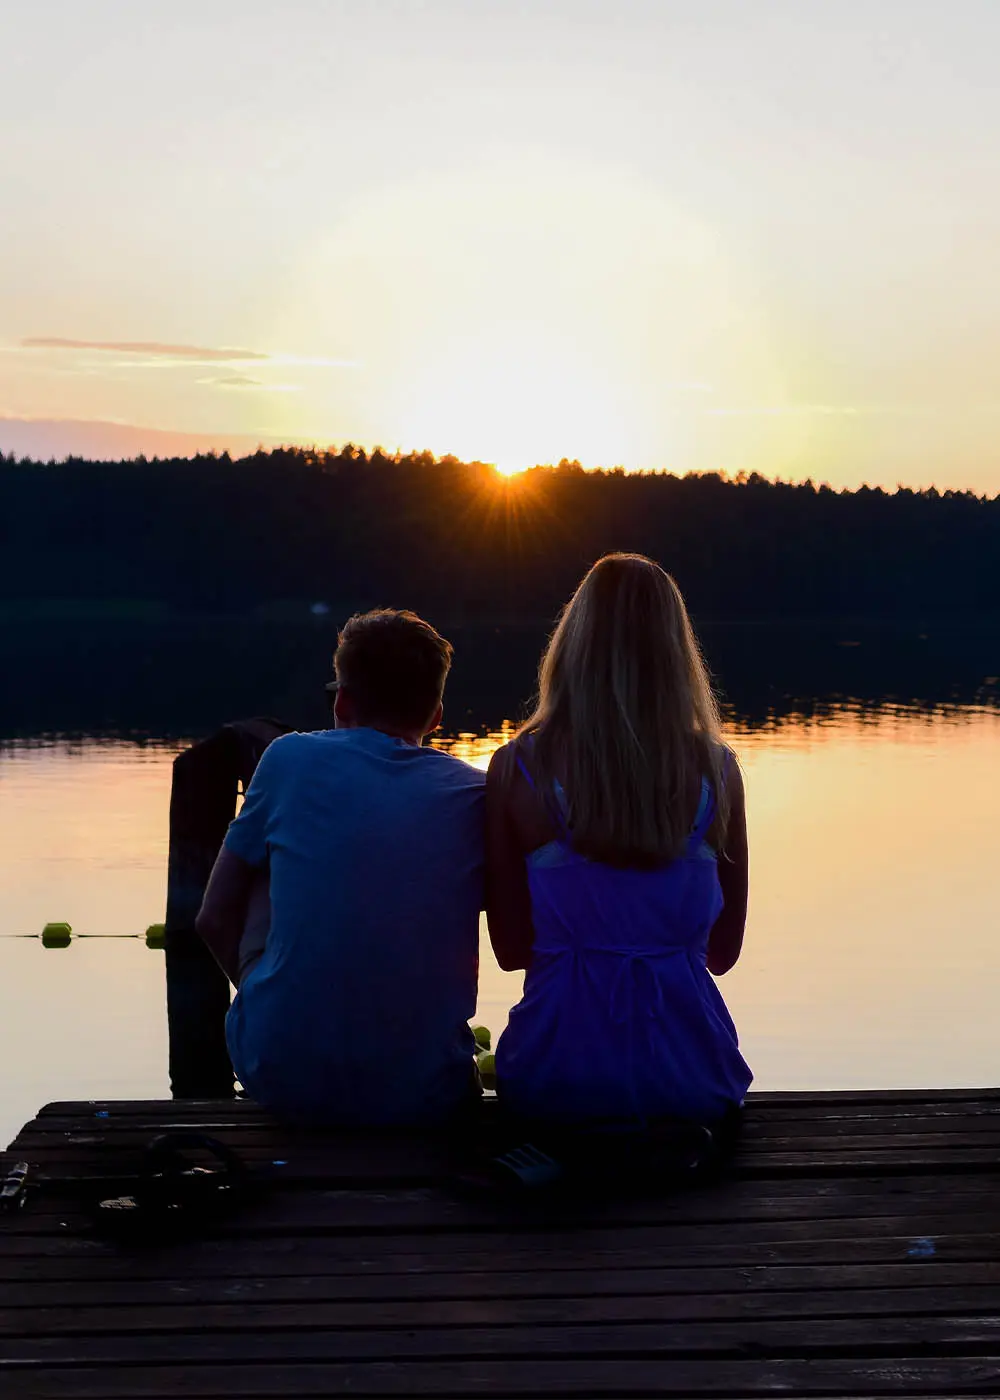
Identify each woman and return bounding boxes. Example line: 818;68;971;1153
486;553;751;1128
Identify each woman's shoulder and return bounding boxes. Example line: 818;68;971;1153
487;733;559;850
700;735;739;777
716;741;742;784
486;734;529;786
703;739;744;823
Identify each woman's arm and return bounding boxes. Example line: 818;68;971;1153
484;745;536;972
707;761;748;976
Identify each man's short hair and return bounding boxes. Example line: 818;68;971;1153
334;610;453;731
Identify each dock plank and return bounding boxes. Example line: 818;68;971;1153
9;1312;1000;1365
6;1286;1000;1336
11;1356;1000;1398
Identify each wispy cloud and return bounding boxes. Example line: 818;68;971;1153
21;337;269;362
199;375;303;392
273;355;359;369
702;404;861;418
0;416;294;462
17;338;359;371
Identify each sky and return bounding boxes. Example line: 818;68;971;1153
2;0;999;490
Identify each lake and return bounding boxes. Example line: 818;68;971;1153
1;617;998;1148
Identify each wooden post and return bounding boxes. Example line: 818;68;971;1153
164;719;289;1098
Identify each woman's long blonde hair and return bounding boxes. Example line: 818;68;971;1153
519;553;729;868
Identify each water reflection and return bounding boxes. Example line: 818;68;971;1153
1;617;998;742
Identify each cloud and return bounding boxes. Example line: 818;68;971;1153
0;416;295;461
21;337;269;361
16;339;359;371
274;355;360;369
198;376;303;392
701;404;862;418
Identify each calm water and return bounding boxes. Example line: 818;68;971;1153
1;619;998;1148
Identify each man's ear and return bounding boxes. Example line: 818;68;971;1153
424;700;444;736
333;686;356;727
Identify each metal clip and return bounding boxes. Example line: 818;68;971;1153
0;1162;30;1212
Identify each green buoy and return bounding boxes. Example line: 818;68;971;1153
41;922;72;948
472;1025;495;1089
145;923;166;949
475;1049;496;1091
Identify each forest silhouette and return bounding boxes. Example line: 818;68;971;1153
2;446;997;622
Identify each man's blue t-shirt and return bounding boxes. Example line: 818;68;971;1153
223;727;486;1124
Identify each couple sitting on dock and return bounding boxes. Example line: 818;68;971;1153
197;553;750;1152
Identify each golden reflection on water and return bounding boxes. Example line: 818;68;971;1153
1;704;999;1145
430;720;515;769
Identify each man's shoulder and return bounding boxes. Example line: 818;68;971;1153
418;745;487;791
261;729;327;759
264;731;485;791
253;728;335;776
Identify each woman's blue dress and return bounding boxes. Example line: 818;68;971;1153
496;768;752;1124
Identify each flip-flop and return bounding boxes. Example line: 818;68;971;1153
449;1140;566;1198
487;1142;565;1190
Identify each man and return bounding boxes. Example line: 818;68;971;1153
196;609;486;1124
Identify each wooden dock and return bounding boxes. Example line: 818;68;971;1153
3;1089;1000;1397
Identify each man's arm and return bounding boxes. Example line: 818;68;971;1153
195;847;259;986
197;734;284;983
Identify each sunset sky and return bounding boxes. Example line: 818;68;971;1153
2;1;999;489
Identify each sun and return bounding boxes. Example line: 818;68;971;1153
392;333;629;474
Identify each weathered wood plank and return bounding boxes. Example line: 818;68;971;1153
4;1284;1000;1336
11;1313;1000;1367
28;1088;1000;1117
1;1216;992;1276
11;1355;1000;1398
0;1260;996;1306
21;1105;1000;1136
14;1110;973;1143
16;1123;1000;1163
6;1174;1000;1242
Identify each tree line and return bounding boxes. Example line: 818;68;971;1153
1;446;997;621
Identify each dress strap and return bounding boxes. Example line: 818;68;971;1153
546;779;573;844
513;741;572;845
514;751;536;791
